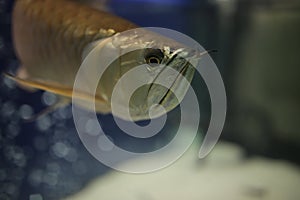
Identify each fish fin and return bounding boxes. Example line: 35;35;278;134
24;96;70;123
16;66;37;92
3;73;107;105
4;72;75;96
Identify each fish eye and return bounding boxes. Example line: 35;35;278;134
144;49;164;66
147;56;160;65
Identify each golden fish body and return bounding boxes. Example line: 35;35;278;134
11;0;196;121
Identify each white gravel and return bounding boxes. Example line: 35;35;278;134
64;142;300;200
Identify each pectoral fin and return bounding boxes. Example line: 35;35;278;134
3;73;107;106
4;73;74;96
15;65;37;92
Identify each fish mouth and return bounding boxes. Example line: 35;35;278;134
126;48;198;121
160;61;192;104
146;57;195;118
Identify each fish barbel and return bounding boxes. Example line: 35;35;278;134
9;0;197;121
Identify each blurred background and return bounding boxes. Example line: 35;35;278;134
0;0;300;199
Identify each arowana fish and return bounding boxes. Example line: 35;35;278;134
6;0;196;121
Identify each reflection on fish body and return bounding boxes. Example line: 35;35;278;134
10;0;197;121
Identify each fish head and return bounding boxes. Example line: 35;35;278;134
96;29;199;121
